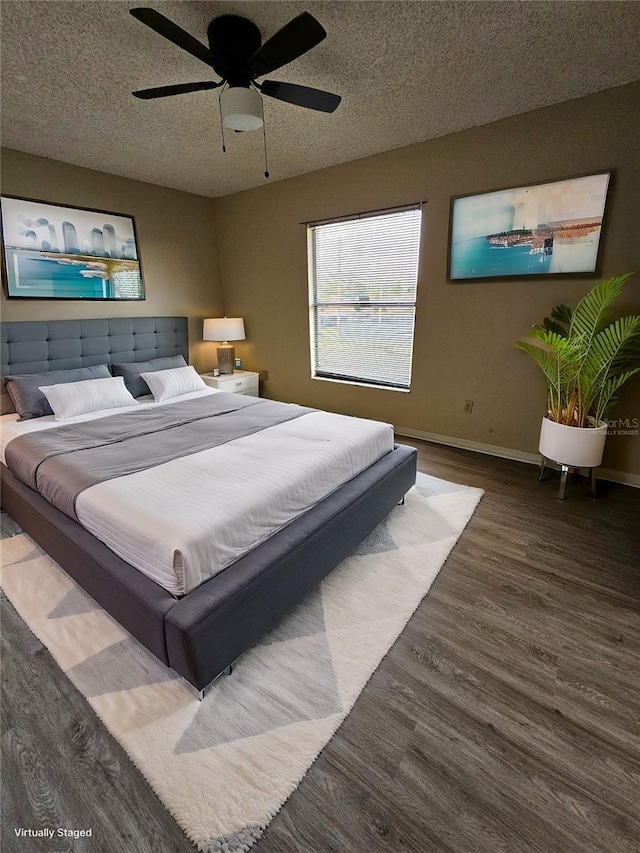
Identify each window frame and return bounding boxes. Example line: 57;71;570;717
307;204;422;392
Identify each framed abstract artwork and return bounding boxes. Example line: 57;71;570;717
1;195;145;300
448;171;612;282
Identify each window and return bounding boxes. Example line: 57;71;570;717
308;205;422;390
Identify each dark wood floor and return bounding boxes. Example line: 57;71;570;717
2;440;639;853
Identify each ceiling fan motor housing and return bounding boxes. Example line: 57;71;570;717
207;15;262;69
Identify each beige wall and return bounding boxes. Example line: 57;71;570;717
0;149;223;371
213;83;640;477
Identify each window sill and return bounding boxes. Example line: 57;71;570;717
311;375;410;393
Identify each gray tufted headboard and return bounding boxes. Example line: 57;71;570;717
1;316;188;415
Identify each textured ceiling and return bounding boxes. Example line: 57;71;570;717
2;1;640;198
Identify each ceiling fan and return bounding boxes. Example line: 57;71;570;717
129;8;341;132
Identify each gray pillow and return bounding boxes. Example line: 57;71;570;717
111;355;188;398
1;383;16;416
4;364;111;420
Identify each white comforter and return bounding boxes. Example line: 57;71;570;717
1;391;394;595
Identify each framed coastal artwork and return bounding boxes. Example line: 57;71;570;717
448;171;612;282
1;195;145;300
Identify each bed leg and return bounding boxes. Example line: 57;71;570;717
181;663;235;701
182;679;205;702
397;495;406;506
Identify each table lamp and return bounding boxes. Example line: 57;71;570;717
203;317;246;374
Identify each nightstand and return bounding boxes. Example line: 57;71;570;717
200;370;259;397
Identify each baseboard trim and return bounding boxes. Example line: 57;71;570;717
395;427;640;488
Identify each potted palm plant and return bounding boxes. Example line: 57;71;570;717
517;273;640;495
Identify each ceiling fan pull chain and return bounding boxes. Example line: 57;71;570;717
218;89;227;152
262;99;269;179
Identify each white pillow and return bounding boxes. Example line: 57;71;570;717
140;365;207;403
39;376;137;421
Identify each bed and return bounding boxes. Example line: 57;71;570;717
0;317;417;695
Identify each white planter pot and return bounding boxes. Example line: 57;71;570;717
539;417;607;468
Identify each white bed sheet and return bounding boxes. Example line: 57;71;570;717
1;393;394;596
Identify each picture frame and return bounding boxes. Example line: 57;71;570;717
1;195;145;300
447;171;612;282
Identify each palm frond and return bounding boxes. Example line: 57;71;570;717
527;327;582;353
516;340;560;384
569;273;633;344
541;316;568;337
594;368;640;422
585;316;640;380
550;303;573;326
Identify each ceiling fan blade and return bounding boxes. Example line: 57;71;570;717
130;8;226;76
132;81;220;100
261;80;341;113
249;12;326;78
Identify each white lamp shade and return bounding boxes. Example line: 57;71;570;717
220;87;263;132
203;317;246;342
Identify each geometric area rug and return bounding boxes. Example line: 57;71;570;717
0;472;483;852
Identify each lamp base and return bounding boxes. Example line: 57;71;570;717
217;344;235;374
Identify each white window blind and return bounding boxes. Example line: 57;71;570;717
308;205;422;390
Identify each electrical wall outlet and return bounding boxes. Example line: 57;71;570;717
464;400;474;414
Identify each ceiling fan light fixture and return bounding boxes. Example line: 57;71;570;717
220;86;263;131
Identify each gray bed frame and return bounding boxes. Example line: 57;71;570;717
0;317;417;695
